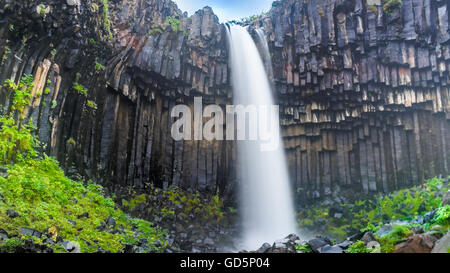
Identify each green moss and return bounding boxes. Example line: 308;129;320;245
87;100;98;110
147;27;163;36
432;205;450;227
377;225;412;253
346;241;371;253
383;0;402;16
165;17;181;32
297;177;448;241
0;237;25;253
0;80;167;253
73;82;88;97
123;187;225;225
367;4;378;14
295;243;312;253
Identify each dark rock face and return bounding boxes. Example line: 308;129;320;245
0;0;449;203
249;0;450;201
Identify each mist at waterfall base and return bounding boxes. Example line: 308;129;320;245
227;25;297;250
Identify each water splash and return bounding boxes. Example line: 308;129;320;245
227;25;297;250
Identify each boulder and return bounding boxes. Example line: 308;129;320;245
366;241;381;251
361;232;377;244
393;234;437;253
106;216;116;228
6;209;19;218
308;237;330;253
336;240;352;249
347;232;364;242
442;191;450;206
256;243;271;253
19;227;42;238
66;0;80;6
318;245;343;253
431;232;450;253
62;241;81;253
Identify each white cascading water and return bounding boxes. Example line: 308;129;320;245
227;25;297;250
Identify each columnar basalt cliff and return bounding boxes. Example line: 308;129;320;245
0;0;448;203
250;0;450;201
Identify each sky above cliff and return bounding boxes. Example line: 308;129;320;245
173;0;274;22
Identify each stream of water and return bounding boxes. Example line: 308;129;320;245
227;25;297;250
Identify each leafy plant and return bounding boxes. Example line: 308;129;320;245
346;241;371;253
377;225;412;253
87;100;98;110
165;17;181;32
73;82;88;97
432;206;450;227
148;27;163;36
0;75;37;164
95;62;105;72
383;0;402;16
295;243;312;253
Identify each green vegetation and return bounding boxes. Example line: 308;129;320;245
377;225;412;253
123;187;226;225
0;75;167;253
100;0;111;37
1;75;36;164
297;177;449;242
367;4;378;14
148;27;163;36
73;82;88;97
87;100;98;110
165;17;181;32
346;240;371;253
39;4;46;15
433;205;450;226
295;243;312;253
383;0;402;16
95;62;105;72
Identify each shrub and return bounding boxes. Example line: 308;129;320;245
346;241;371;253
165;17;181;32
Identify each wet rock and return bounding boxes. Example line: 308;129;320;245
6;209;19;218
203;237;214;246
96;221;106;231
44;238;56;245
431;232;450;253
285;234;300;242
336;240;352;249
347;232;364;242
106;216;116;228
308;237;331;253
442;191;450;206
62;241;81;253
256;243;271;253
393;234;437;253
318;245;343;253
366;241;381;251
77;212;89;219
361;232;377;244
66;0;80;6
0;229;8;241
0;166;8;178
411;226;424;235
19;228;42;238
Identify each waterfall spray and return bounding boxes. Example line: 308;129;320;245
227;25;297;250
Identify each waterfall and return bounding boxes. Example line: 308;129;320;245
226;25;297;250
